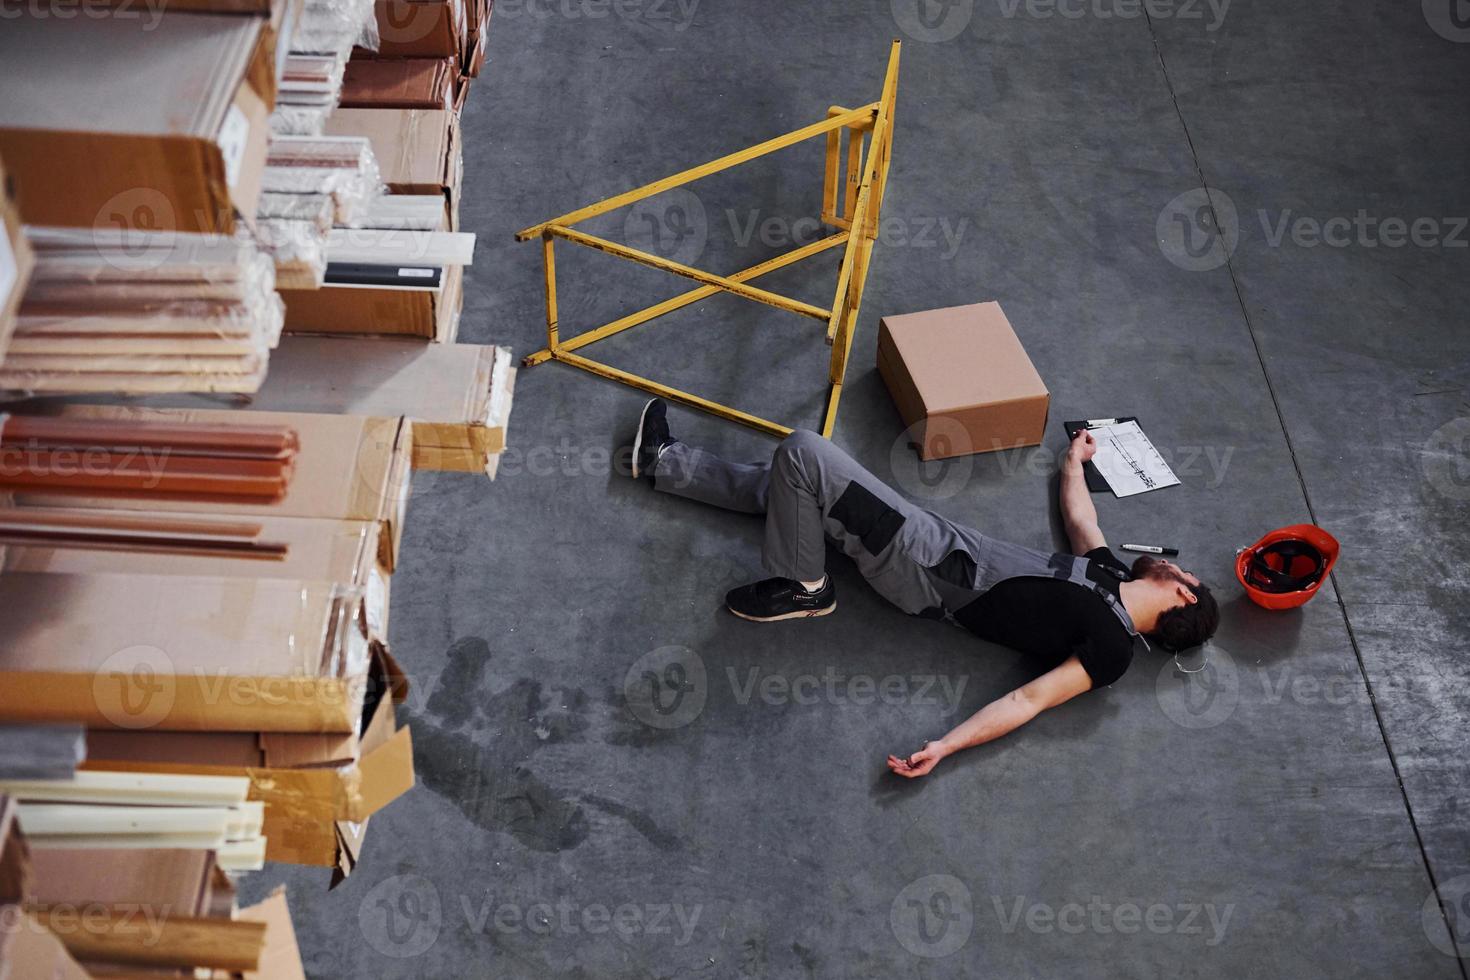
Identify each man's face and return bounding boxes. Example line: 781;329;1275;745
1131;555;1202;590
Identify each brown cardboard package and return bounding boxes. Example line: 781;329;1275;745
369;0;468;59
181;336;515;474
325;108;462;229
280;262;463;341
877;301;1050;460
0;910;91;980
16;407;414;571
342;58;460;110
0;572;372;733
84;652;416;869
0;154;35;359
0;14;273;235
241;888;308;980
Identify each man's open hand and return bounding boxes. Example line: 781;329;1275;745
1068;428;1098;464
887;741;948;779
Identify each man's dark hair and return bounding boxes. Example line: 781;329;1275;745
1151;581;1220;652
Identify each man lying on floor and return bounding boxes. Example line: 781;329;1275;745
630;398;1221;779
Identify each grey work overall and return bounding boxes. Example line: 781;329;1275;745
653;429;1140;639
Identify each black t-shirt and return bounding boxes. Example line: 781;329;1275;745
953;547;1135;688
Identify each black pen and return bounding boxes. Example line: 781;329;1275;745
1122;543;1179;557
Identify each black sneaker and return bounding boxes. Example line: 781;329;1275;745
632;397;673;480
726;576;836;622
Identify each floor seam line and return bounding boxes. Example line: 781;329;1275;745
1139;12;1464;971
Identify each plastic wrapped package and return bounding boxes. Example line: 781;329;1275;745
0;228;283;396
0;574;373;733
263;136;384;226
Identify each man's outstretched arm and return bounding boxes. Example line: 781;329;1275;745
1061;429;1105;554
886;657;1094;778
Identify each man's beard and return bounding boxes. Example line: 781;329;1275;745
1132;555;1171;580
1131;555;1191;586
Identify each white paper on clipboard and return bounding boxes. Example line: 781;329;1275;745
1089;420;1180;497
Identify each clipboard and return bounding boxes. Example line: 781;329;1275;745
1063;417;1139;493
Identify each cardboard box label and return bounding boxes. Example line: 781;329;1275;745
219;104;251;189
0;224;16;310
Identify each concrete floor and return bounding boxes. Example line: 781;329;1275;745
244;1;1470;976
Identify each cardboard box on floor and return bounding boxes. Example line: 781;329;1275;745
241;888;308;980
325;108;462;230
15;406;414;570
877;301;1050;461
280;262;463;341
0;13;273;235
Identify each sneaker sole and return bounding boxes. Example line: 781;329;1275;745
631;398;656;479
728;601;836;623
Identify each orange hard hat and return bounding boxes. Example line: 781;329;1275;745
1235;524;1340;610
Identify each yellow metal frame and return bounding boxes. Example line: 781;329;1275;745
517;40;902;438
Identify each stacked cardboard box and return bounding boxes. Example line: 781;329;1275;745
0;0;510;970
0;792;309;975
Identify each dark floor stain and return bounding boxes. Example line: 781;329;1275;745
406;638;681;854
576;792;681;852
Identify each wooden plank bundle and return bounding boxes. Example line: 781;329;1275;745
270;0;379;135
0;416;299;504
0;228;284;394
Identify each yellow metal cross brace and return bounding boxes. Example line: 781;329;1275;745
519;40;902;440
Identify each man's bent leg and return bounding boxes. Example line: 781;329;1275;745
652;441;771;514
